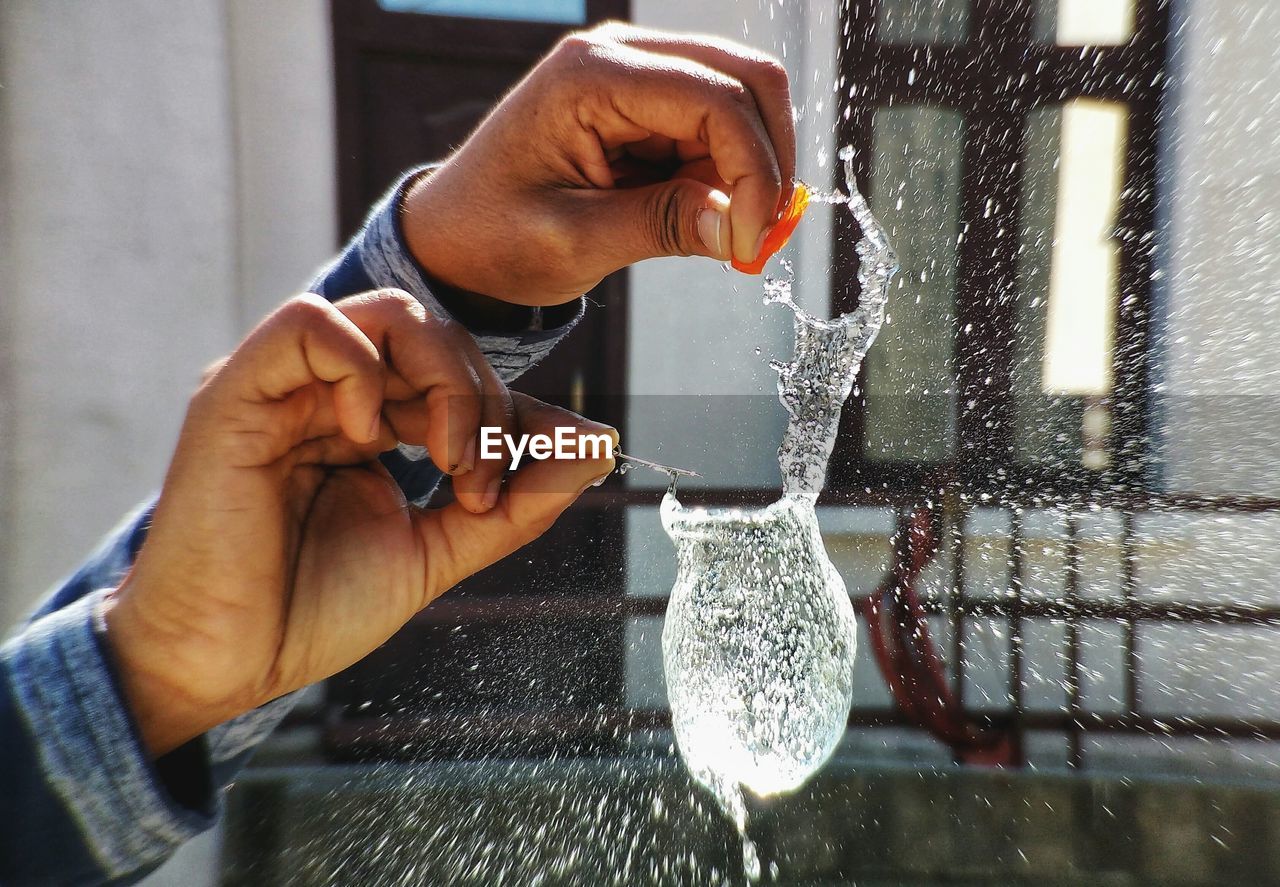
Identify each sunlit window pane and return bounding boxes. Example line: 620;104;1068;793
377;0;586;24
865;106;964;463
877;0;970;44
1044;100;1128;395
1035;0;1135;45
1014;100;1129;470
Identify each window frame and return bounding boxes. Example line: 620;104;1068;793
831;0;1169;501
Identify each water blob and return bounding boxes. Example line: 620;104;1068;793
661;145;898;877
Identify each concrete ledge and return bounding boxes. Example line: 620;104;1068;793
222;758;1280;885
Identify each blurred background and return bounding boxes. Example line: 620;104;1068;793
4;0;1280;883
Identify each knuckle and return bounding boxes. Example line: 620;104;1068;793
199;356;229;385
280;293;335;329
365;287;428;325
558;27;643;86
187;377;220;413
403;297;461;338
646;185;689;257
432;312;469;344
553;32;596;66
758;57;790;91
721;78;755;112
494;388;517;422
463;362;485;396
448;346;486;388
286;291;330;314
372;286;419;311
588;20;627;40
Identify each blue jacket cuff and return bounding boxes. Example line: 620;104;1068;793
1;589;216;879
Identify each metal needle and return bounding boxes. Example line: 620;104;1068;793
613;447;701;479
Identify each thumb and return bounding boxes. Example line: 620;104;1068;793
577;179;732;268
412;394;618;603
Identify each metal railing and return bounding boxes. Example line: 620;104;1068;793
321;485;1280;768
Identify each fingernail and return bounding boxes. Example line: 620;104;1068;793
481;476;501;511
752;228;770;262
368;413;381;443
578;470;612;496
697;207;727;259
451;437;476;475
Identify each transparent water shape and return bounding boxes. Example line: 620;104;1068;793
661;146;898;879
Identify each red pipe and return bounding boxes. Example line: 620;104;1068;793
855;508;1015;764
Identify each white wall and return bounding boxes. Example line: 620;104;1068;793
0;0;336;629
226;0;338;326
1159;0;1280;493
0;0;239;626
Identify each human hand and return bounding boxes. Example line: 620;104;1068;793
401;23;797;305
102;290;616;755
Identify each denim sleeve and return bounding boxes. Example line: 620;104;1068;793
0;504;217;885
0;167;585;885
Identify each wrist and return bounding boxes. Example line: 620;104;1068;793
419;268;545;334
398;168;502;308
398;167;581;318
100;585;240;757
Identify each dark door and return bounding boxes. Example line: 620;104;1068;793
328;0;631;759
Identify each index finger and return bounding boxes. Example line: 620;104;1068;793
603;27;797;213
213;294;384;448
574;41;782;265
335;289;485;477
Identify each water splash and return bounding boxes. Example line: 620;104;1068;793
661;145;898;879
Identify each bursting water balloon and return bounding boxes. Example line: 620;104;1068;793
662;146;899;878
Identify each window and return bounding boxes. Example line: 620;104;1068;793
834;0;1166;496
376;0;587;24
824;0;1173;770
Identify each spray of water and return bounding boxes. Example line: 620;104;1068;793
661;146;898;879
262;150;897;887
